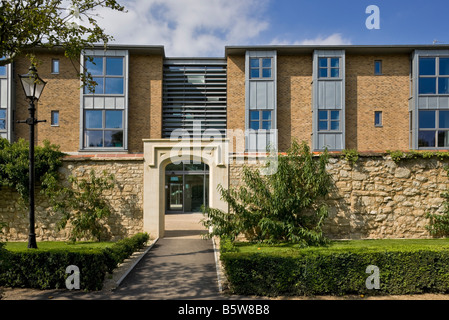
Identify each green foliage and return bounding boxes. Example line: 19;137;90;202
0;233;149;291
0;0;126;89
203;140;332;246
387;149;449;163
341;149;359;165
55;170;116;242
0;138;65;206
221;244;449;296
426;167;449;236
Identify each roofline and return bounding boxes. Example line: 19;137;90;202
225;44;449;56
28;43;166;56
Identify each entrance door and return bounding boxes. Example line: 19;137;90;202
165;162;209;213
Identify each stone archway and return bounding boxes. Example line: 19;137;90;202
143;139;229;238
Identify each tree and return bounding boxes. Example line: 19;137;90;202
55;170;115;242
203;140;332;246
0;0;125;85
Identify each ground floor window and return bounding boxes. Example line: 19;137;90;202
165;162;209;213
84;110;123;148
418;110;449;148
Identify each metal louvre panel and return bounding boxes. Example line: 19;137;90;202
162;59;227;138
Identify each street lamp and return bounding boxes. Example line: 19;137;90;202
17;65;47;249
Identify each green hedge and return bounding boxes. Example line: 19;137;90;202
0;232;149;291
221;247;449;296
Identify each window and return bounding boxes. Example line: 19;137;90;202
84;110;123;148
418;110;449;148
318;110;340;131
319;57;340;78
249;110;272;130
52;59;60;74
0;66;6;77
0;109;6;130
374;111;382;126
419;57;449;95
84;56;124;94
250;58;272;79
374;60;382;75
51;111;59;126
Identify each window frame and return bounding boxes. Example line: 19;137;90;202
51;59;60;74
374;111;383;127
83;109;124;149
418;110;449;148
51;110;59;127
0;108;6;130
418;56;449;95
249;110;273;131
374;60;382;75
318;57;341;79
318;110;341;132
83;56;125;96
249;57;273;80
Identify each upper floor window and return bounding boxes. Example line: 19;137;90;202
319;57;340;78
374;60;382;75
419;57;449;95
84;56;124;95
0;66;6;77
0;109;6;130
318;110;340;131
249;110;272;130
52;59;60;74
250;58;272;79
418;110;449;148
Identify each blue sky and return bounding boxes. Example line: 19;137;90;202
96;0;449;56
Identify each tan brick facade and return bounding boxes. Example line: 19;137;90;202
13;51;164;154
345;54;410;152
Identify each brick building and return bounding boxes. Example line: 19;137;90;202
1;44;449;239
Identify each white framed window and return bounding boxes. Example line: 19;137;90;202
249;110;272;131
0;108;6;130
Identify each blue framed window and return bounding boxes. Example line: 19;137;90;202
374;111;382;127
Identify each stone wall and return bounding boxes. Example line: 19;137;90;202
0;157;144;242
229;155;449;239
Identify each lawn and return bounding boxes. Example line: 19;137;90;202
230;238;449;254
4;241;115;252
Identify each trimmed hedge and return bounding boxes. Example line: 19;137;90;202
0;232;149;291
221;246;449;296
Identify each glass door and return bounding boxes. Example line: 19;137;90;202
166;175;183;212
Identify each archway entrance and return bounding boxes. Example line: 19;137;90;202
165;162;209;213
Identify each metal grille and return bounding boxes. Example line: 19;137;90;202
162;59;227;138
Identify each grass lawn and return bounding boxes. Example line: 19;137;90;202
231;238;449;254
4;241;115;252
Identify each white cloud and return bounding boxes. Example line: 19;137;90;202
271;33;352;46
93;0;270;56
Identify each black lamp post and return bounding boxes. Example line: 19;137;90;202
17;65;47;249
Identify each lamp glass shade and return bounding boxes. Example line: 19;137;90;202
19;67;47;101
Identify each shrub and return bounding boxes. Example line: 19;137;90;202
221;246;449;297
203;140;331;246
0;233;150;291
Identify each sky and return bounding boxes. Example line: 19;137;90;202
91;0;449;57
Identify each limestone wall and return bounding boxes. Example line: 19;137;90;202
0;157;144;242
229;155;449;239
